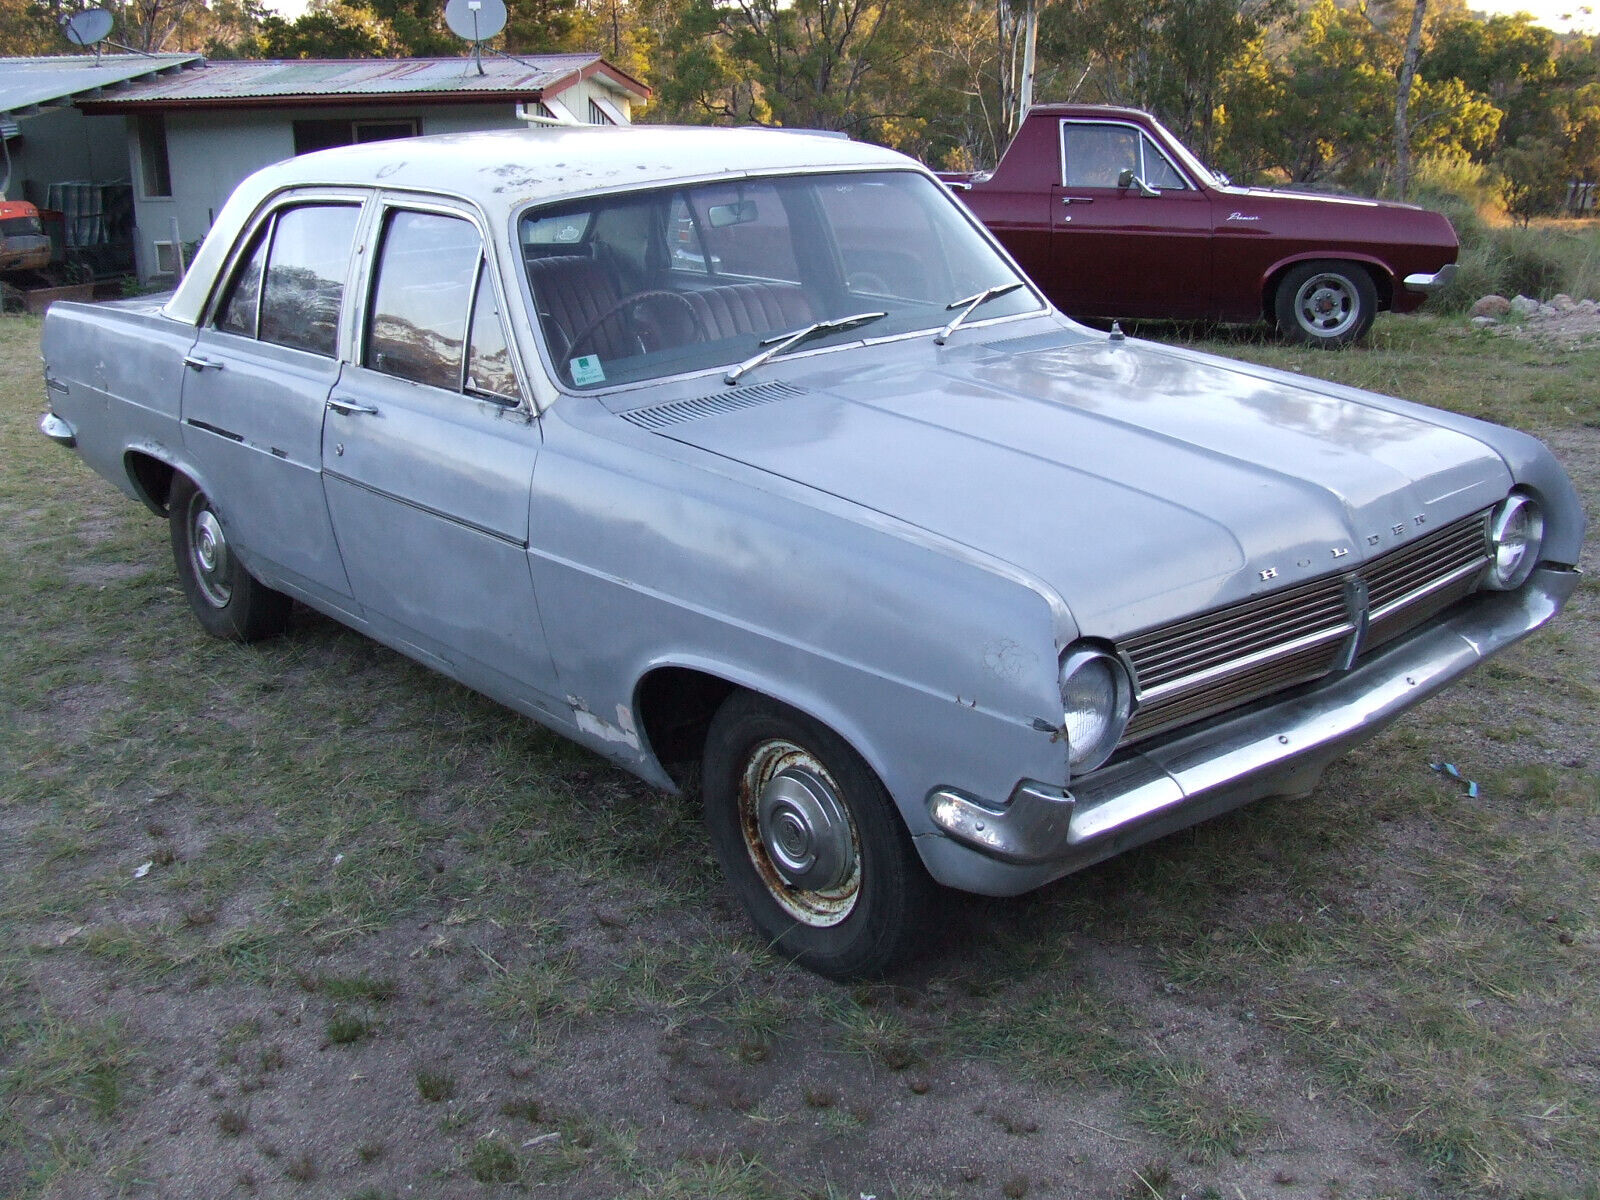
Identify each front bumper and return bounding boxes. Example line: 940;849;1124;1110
1403;263;1458;294
927;566;1577;879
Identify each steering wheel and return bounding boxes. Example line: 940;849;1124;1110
566;290;710;363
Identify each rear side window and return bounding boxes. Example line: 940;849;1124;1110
214;204;359;353
366;208;522;405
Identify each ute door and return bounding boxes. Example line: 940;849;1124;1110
1048;120;1212;319
320;201;562;714
179;197;363;611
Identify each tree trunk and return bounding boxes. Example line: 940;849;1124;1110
1393;0;1427;201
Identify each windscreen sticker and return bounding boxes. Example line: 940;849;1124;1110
569;355;606;386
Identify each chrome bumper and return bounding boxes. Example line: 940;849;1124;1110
928;567;1577;872
39;411;77;448
1403;263;1458;294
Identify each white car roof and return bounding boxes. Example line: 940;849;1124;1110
165;125;915;324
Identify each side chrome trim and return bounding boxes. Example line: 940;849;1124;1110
39;411;77;448
1403;263;1458;293
322;470;528;549
928;566;1578;869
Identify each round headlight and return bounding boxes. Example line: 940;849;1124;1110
1485;494;1543;591
1059;647;1132;774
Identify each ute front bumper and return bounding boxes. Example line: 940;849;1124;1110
927;566;1577;885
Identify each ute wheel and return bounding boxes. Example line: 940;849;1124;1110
1274;260;1377;348
168;474;290;642
702;691;934;980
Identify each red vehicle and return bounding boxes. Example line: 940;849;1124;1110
0;200;52;274
944;105;1458;347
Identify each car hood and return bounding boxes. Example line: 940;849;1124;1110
633;337;1511;637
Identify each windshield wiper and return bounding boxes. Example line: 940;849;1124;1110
723;311;887;386
934;282;1024;345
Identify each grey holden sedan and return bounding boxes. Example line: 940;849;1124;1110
39;127;1583;978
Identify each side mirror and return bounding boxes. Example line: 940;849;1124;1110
1117;168;1161;198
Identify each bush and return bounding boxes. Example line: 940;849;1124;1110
1431;221;1594;312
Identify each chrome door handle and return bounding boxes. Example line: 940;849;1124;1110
1060;195;1094;205
327;397;379;416
183;354;224;371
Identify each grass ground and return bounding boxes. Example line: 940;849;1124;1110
2;310;1597;1199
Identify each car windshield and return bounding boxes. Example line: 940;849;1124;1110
519;169;1040;390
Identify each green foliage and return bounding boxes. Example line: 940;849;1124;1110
1496;136;1574;226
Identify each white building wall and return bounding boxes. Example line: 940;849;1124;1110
128;102;532;280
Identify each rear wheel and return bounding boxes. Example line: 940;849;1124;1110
168;474;291;642
701;691;934;980
1274;261;1377;347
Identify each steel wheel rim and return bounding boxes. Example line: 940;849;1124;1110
738;738;862;927
187;496;233;608
1294;273;1358;337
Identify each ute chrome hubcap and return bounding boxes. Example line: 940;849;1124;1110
189;502;232;607
739;739;861;927
1295;274;1356;336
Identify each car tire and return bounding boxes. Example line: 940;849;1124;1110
1274;261;1378;348
701;691;934;980
168;474;291;642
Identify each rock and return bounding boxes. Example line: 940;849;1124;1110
1470;295;1511;318
1509;295;1541;318
1470;316;1499;328
1552;293;1576;312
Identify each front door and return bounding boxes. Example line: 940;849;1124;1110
1049;120;1213;320
319;202;562;714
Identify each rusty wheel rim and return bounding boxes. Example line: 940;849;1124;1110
738;738;861;927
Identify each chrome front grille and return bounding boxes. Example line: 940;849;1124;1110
1120;510;1492;744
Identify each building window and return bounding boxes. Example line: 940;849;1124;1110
137;114;172;198
293;118;418;156
588;99;615;126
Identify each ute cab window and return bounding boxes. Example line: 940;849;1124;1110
1062;123;1188;191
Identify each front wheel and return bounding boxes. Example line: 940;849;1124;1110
1274;261;1377;348
168;474;291;642
701;692;934;980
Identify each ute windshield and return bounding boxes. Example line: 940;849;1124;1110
519;169;1040;390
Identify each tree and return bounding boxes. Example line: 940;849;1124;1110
1496;135;1568;225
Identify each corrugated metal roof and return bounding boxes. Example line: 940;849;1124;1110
82;55;641;105
0;55;202;117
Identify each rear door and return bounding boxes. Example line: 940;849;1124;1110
319;199;561;712
179;196;363;611
1049;119;1213;319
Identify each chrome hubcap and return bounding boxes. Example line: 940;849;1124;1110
739;739;861;927
189;502;232;607
1295;274;1356;336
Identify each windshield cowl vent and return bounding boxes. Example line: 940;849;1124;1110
619;381;807;431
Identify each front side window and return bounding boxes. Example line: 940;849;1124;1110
366;208;522;404
520;170;1039;391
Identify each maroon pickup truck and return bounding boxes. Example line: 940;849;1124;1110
943;105;1458;347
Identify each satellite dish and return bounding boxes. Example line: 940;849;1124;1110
444;0;506;43
63;7;115;48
